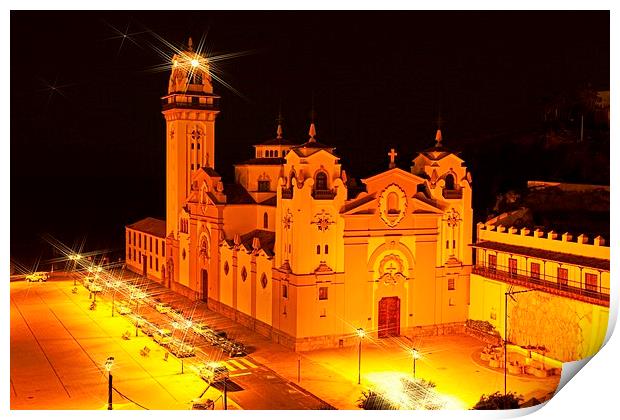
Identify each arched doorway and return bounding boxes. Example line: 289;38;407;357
378;296;400;338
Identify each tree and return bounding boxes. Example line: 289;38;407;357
472;392;523;410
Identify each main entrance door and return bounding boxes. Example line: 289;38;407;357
201;269;208;302
378;296;400;338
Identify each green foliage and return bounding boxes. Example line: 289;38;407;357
472;392;524;410
466;319;501;337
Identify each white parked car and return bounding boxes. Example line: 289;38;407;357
26;272;48;282
153;328;173;345
199;363;229;384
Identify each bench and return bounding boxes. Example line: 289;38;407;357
140;346;151;357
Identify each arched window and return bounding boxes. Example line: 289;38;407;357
263;212;269;229
324;244;329;254
316;245;321;254
274;150;279;157
445;174;455;190
315;172;328;190
387;191;399;214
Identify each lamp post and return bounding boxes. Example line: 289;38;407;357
104;356;114;410
356;328;365;385
411;348;420;379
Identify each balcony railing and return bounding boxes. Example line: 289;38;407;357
442;189;463;199
281;187;293;199
161;96;219;111
472;264;609;306
312;189;337;200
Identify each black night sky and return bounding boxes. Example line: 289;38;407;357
10;11;610;266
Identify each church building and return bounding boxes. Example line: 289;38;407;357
125;41;475;350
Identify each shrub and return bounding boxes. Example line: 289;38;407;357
472;392;523;410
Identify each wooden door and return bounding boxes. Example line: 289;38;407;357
378;297;401;338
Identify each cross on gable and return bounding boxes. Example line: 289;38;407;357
388;148;398;168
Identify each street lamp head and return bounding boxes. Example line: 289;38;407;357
104;356;115;372
411;348;420;360
356;328;365;338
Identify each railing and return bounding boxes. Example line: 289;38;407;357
281;187;293;199
312;189;337;200
472;264;609;305
442;189;462;199
161;96;219;111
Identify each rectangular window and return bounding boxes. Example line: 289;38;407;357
128;250;131;261
162;242;165;257
149;255;152;269
320;308;327;317
558;267;568;288
530;262;540;280
138;234;141;248
488;254;497;273
509;258;518;278
447;278;455;290
585;273;598;292
191;164;195;170
446;240;449;249
452;240;456;249
258;180;270;192
316;245;321;254
133;249;136;260
156;240;158;254
191;143;195;150
282;284;288;299
319;287;328;300
128;232;131;245
156;258;159;272
150;237;152;252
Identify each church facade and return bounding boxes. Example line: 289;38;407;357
125;43;474;350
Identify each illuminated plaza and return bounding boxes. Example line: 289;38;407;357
10;10;610;411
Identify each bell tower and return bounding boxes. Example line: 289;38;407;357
162;38;220;238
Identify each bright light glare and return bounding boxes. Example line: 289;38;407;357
357;328;365;338
104;356;114;372
191;59;199;67
412;348;420;359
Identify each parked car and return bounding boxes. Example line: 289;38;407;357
221;340;246;357
88;283;103;293
141;322;157;337
199;363;229;384
155;303;171;314
26;272;48;282
116;300;132;315
153;328;173;345
167;338;195;358
129;314;146;328
192;323;213;337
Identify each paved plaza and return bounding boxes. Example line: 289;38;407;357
10;274;561;410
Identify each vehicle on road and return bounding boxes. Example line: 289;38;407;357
153;328;173;345
167;338;195;358
25;272;48;282
129;314;146;328
116;301;132;315
141;322;157;337
88;283;103;293
155;303;171;314
221;340;247;357
199;363;229;384
192;323;213;337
